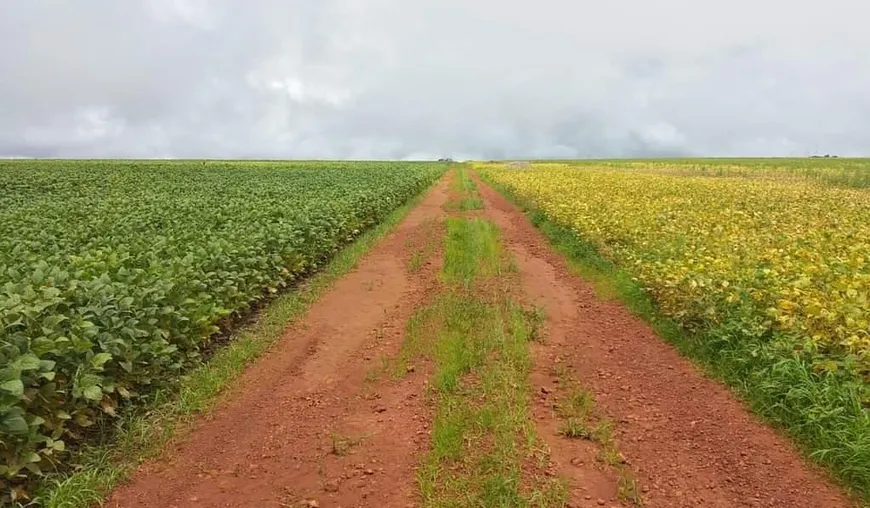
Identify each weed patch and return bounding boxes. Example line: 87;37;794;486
409;215;564;507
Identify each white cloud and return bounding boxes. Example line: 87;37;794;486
147;0;217;29
639;123;686;150
1;0;869;158
74;107;125;142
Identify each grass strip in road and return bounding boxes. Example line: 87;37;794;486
35;182;438;508
447;164;484;212
406;213;566;507
443;217;504;283
457;167;484;211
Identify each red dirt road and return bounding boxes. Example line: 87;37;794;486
108;171;852;508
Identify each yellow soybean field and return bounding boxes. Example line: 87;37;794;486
480;161;870;374
477;159;870;493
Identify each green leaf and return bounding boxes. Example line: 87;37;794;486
12;354;41;371
77;373;101;389
74;412;94;427
24;462;43;475
1;379;24;397
83;385;103;401
31;267;45;284
1;411;29;435
0;367;18;382
91;352;112;368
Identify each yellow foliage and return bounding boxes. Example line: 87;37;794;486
477;161;870;376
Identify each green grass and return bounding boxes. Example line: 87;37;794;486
407;213;565;507
555;387;594;422
557;418;593;440
409;250;426;272
32;180;436;508
448;164;484;211
443;217;504;284
618;473;643;506
459;196;484;211
456;164;481;194
480;173;870;503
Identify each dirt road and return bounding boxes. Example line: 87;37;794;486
108;169;851;508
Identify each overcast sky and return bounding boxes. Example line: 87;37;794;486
1;0;868;159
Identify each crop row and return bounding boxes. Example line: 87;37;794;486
526;158;870;188
0;161;445;497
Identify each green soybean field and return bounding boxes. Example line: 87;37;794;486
0;160;445;498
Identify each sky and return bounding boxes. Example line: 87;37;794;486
1;0;869;159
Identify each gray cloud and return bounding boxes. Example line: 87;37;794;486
2;0;869;159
